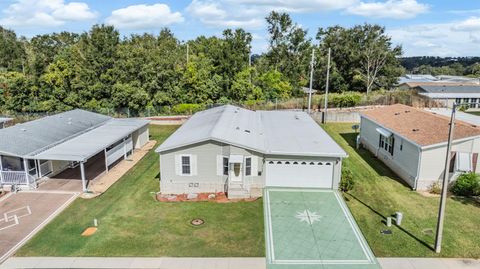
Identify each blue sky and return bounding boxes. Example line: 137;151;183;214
1;0;479;56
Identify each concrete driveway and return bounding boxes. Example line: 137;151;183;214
0;191;78;263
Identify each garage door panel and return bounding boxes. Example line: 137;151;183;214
265;160;333;188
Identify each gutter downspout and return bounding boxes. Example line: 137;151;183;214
414;146;422;190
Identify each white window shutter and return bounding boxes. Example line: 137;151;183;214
191;155;198;176
174;155;181;175
216;155;223;176
251;156;258;176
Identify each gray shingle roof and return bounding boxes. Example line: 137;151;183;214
417;85;480;93
0;109;111;157
156;105;347;158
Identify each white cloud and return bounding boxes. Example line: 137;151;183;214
452;17;480;32
186;0;361;29
51;2;97;21
105;3;184;30
347;0;429;19
0;0;97;27
388;17;480;56
230;0;358;13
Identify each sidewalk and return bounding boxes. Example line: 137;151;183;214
378;258;480;269
0;257;266;269
1;257;479;269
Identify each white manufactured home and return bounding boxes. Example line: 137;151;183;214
156;105;347;198
0;109;149;192
359;104;480;190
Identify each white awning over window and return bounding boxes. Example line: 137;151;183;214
376;127;392;137
229;155;244;163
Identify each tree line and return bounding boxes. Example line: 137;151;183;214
0;11;403;114
400;56;480;77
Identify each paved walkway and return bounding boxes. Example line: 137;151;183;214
1;257;479;269
0;257;265;269
83;140;156;198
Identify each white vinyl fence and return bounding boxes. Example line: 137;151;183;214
106;137;133;167
0;171;36;187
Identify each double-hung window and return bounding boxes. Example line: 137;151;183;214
181;156;191;175
379;135;395;156
245;157;252;176
223;157;229;175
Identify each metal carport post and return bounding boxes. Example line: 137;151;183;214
80;161;87;192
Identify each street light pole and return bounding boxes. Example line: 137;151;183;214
307;48;315;114
434;102;456;253
323;48;331;124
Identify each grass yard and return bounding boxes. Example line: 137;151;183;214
17;125;264;257
323;123;480;258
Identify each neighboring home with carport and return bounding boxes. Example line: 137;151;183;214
0;109;149;192
156;105;347;198
359;104;480;191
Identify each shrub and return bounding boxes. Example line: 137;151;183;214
340;167;355;192
172;103;205;115
451;172;480;196
329;91;362;108
429;181;442;195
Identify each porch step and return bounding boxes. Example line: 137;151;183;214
227;187;251;199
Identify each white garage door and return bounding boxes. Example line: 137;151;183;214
265;160;334;188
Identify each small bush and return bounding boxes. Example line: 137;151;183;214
172;103;205;115
329;91;362;108
429;181;442;195
451;172;480;197
340;167;355;192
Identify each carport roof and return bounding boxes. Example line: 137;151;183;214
0;109;111;157
32;119;149;162
156;105;347;158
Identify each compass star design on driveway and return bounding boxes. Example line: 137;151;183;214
295;209;322;224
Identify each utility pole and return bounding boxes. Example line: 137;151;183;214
323;48;331;124
307;48;315;114
434;103;457;253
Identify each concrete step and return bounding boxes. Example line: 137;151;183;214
227;188;251;199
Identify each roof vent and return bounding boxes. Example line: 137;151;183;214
412;128;419;132
294;115;300;120
236;127;240;130
394;112;400;115
244;130;250;133
21;128;26;132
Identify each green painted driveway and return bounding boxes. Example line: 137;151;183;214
264;188;380;269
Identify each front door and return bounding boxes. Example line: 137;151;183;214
230;163;243;182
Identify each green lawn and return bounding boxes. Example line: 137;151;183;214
323;123;480;258
17;125;264;257
17;123;480;258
